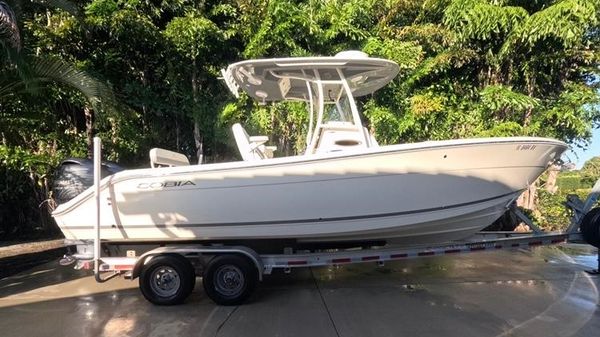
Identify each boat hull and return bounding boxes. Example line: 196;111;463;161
52;137;567;246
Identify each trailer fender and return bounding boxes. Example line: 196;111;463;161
130;246;264;281
131;253;176;280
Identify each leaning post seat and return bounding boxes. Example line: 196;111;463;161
149;148;190;168
232;123;277;161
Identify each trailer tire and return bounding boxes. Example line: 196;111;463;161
139;255;196;305
202;255;258;306
581;207;600;248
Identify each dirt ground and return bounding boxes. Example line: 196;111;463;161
0;239;65;258
0;239;69;279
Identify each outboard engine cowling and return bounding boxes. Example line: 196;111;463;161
52;158;124;205
581;207;600;248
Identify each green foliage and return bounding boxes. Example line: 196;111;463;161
1;0;117;239
219;95;309;156
320;0;379;42
363;101;403;144
536;156;600;230
479;85;538;114
164;14;224;62
556;173;586;190
0;141;76;238
444;0;528;43
534;83;600;144
536;189;574;231
509;0;598;50
242;0;317;57
363;37;424;70
580;156;600;185
581;157;600;176
85;0;117;22
361;0;600;147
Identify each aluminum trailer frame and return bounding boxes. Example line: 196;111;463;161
81;232;569;274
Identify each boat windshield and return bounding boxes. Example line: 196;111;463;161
323;87;353;123
303;77;371;154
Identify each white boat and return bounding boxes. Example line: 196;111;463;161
52;51;567;248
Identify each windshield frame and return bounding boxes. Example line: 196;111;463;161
304;68;367;154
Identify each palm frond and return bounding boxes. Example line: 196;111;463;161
30;57;114;111
0;56;115;112
0;78;23;99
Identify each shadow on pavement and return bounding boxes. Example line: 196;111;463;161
0;247;69;280
0;259;88;297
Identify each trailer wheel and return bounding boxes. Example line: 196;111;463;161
139;255;196;305
581;207;600;248
202;255;258;306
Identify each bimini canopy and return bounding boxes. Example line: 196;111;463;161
221;51;399;102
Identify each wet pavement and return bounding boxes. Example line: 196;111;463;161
0;245;598;337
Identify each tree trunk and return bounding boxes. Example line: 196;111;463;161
141;69;147;132
523;73;535;127
517;69;540;208
84;105;93;159
193;122;203;164
175;117;180;150
517;180;538;211
191;68;203;164
545;164;560;194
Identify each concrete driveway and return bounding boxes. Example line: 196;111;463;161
0;245;598;337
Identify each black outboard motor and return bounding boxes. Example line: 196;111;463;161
52;158;124;205
581;207;600;248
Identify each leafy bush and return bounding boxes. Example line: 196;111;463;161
536;162;598;231
557;174;586;190
0;145;61;239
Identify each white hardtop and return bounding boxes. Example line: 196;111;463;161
222;51;400;155
222;51;399;102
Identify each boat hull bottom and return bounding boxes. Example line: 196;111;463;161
297;203;507;246
69;202;509;256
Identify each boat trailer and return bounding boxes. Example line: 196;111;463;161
60;138;600;305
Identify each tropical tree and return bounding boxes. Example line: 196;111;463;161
164;13;226;163
371;0;600;208
0;0;115;238
581;156;600;186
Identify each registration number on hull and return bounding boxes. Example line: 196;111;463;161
516;144;536;151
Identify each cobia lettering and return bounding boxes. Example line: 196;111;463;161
137;181;196;189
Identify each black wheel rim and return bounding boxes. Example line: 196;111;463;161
214;265;245;298
149;266;181;298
